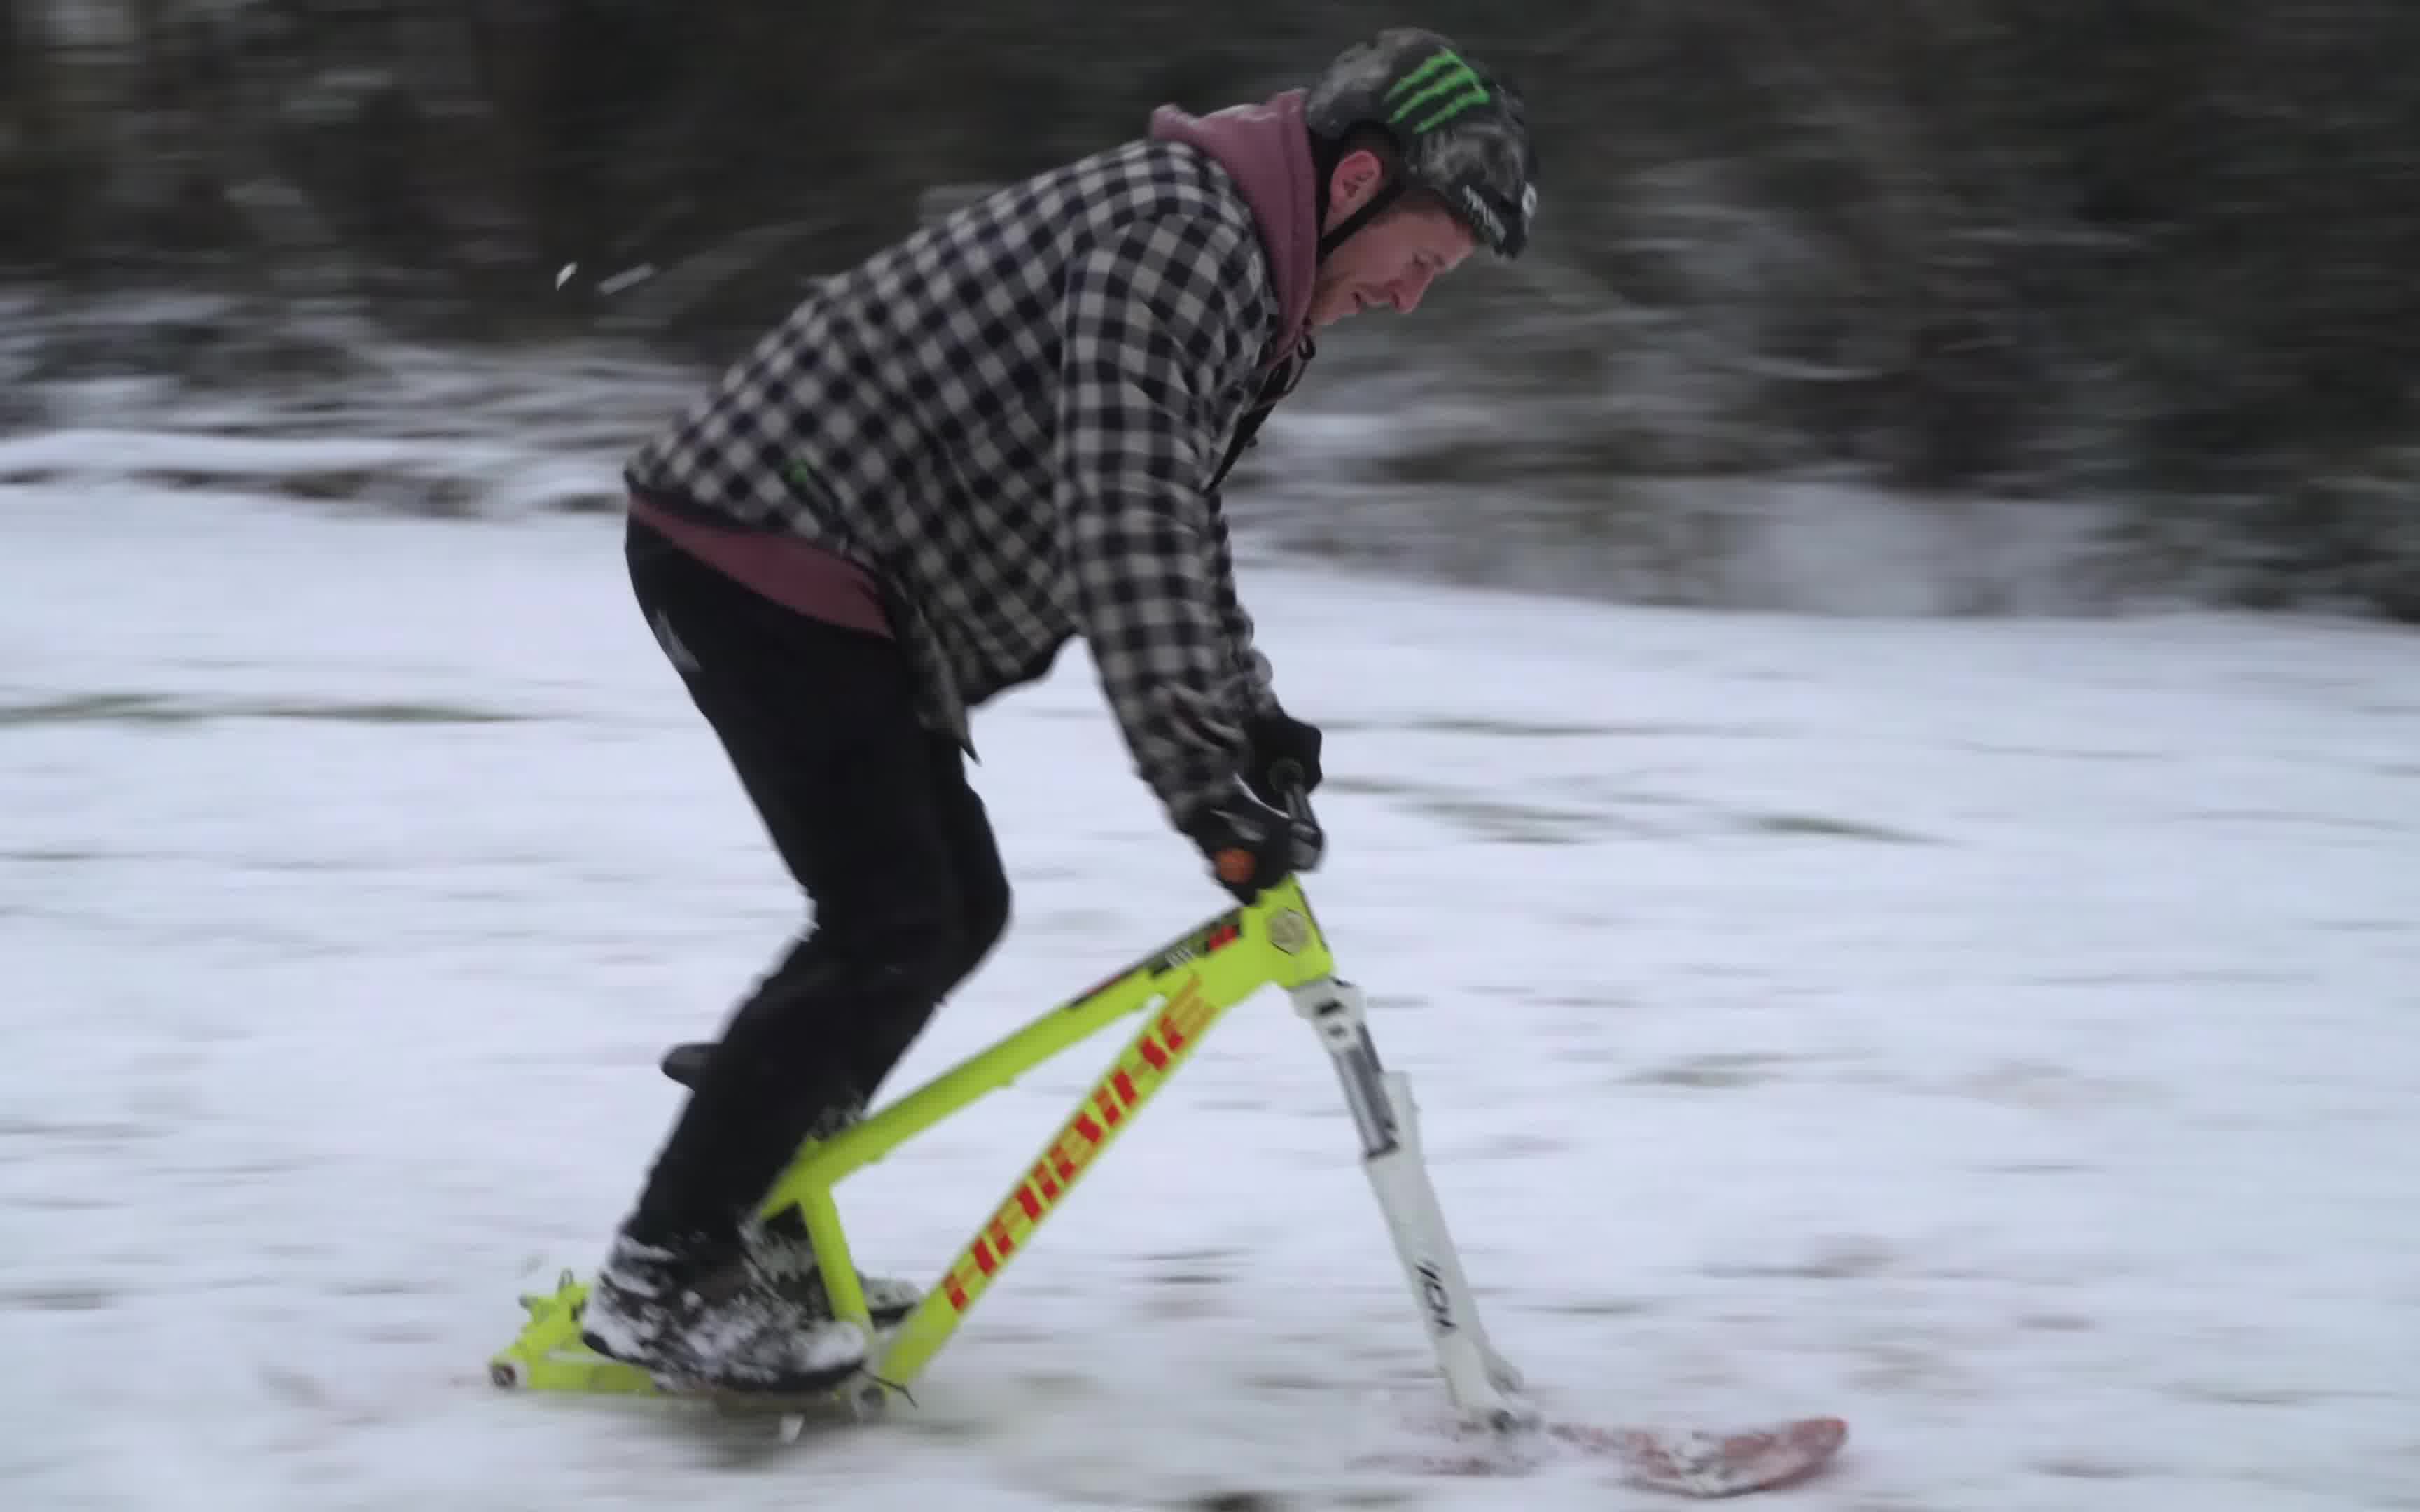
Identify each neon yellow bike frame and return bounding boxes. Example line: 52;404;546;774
492;876;1343;1406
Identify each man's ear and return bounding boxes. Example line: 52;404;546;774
1324;148;1387;230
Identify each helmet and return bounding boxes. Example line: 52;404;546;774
1304;28;1539;258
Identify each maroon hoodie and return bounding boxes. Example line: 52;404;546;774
630;92;1323;636
1148;88;1322;370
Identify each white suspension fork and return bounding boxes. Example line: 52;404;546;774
1291;976;1536;1431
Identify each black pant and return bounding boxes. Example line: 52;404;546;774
620;517;1010;1248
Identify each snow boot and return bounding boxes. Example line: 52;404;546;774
751;1206;924;1328
579;1231;868;1394
656;1042;923;1329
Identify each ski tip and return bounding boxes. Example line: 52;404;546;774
1767;1414;1848;1452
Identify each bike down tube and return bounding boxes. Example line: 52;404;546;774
1291;976;1534;1430
754;976;1165;1345
791;880;1335;1396
751;962;1164;1339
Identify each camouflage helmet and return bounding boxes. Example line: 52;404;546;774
1304;28;1539;258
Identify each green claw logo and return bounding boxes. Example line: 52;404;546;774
1384;51;1492;134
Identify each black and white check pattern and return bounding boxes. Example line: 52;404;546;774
629;139;1289;827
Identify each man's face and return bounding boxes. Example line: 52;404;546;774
1308;152;1479;328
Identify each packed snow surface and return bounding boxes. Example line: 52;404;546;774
6;476;2416;1510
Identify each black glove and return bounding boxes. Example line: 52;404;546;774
1183;790;1324;905
1242;708;1323;810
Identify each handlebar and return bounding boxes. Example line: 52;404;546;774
1206;760;1326;894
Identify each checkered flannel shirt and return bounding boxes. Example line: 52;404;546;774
627;138;1291;829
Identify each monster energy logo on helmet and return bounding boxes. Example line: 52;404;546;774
1384;50;1495;134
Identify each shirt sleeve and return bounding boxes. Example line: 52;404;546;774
1204;498;1284;720
1053;213;1274;827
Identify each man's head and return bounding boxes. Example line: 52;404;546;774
1307;139;1477;327
1300;28;1538;328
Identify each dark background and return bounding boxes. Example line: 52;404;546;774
8;1;2417;619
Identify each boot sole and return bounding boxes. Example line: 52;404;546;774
580;1328;869;1398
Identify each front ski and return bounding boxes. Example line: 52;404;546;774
1557;1415;1847;1497
1374;1413;1848;1497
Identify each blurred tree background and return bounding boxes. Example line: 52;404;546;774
5;0;2417;619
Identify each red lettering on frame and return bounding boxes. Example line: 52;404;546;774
945;974;1223;1314
1046;1130;1082;1182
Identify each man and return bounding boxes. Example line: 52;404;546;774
581;26;1539;1393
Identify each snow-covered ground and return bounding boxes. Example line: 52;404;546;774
6;477;2418;1511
